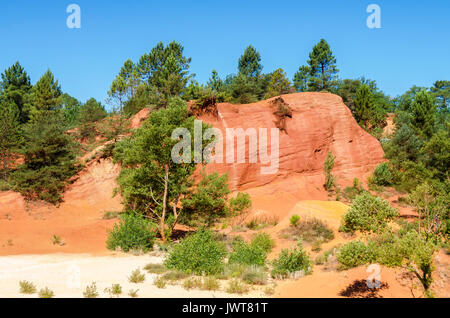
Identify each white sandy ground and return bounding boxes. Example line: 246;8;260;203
0;253;265;298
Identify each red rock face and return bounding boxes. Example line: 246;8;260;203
198;92;385;192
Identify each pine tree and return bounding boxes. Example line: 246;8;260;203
10;112;77;204
0;101;21;179
264;68;291;99
430;80;450;112
410;90;436;139
31;70;62;120
0;62;32;124
207;70;223;92
293;65;311;92
307;39;339;91
238;45;263;79
354;84;375;127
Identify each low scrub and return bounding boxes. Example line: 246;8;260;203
83;282;99;298
19;281;37;294
226;279;250;295
106;213;156;253
228;233;273;266
144;263;167;274
271;243;313;279
38;287;55;298
280;217;334;244
128;268;145;283
165;229;227;275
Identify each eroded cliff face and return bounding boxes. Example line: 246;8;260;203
198;92;384;193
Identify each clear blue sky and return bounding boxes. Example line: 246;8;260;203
1;0;449;107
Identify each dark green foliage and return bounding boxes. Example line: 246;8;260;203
62;93;82;129
181;172;230;226
31;70;62;119
293;65;310;92
9;112;78;204
228;192;252;216
0;100;21;179
409;90;436;139
306;39;339;91
78;98;107;141
106;213;157;252
271;242;313;278
370;162;393;186
354;84;375;127
0;61;32;124
430;80;450;112
421;129;450;180
340;192;399;234
207;70;223;92
165;229;227;275
238;45;263;79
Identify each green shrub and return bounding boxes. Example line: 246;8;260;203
337;241;375;270
228;192;252;216
228;233;273;266
165;229;226;275
371;162;393;186
290;215;300;227
162;270;189;282
104;284;122;297
106;213;156;253
202;276;220;291
339;192;398;234
271;243;312;279
154;276;166;289
19;281;36;294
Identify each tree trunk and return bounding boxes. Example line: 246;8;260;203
160;166;169;242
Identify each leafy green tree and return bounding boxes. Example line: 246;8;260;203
384;122;423;166
113;97;206;241
307;39;339;91
227;73;259;104
354;84;375;127
0;62;32;124
409;90;436;138
421;128;450;180
293;65;311;92
77;98;107;141
238;45;263;79
9;112;77;204
264;68;291;99
30;70;63;120
0;101;21;179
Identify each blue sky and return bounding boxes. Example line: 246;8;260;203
1;0;449;107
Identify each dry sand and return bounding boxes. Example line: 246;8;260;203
0;253;263;298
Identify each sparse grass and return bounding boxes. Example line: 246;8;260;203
264;285;276;296
128;268;146;283
83;282;99;298
311;241;322;252
38;287;54;298
246;215;279;230
202;277;220;291
162;270;189;282
231;224;248;232
226;279;250;295
19;281;37;294
280;217;334;245
154;276;166;289
183;277;202;290
241;265;267;285
128;289;139;298
104;284;122;297
102;211;120;220
144;263;167;274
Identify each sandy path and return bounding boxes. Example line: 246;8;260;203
0;253;263;298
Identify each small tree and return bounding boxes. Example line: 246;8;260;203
0;101;21;180
307;39;339;91
264;68;291;99
323;151;336;192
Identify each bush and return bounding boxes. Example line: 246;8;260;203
339;192;398;234
371;162;393;186
228;233;273;266
38;287;55;298
19;281;36;294
106;213;156;253
290;215;300;227
104;284;122;297
337;241;375;270
144;263;167;274
226;279;250;295
183;277;202;290
228;192;252;216
128;268;146;283
202;277;220;291
241;265;267;285
271;243;312;279
154;276;166;289
83;282;99;298
164;229;227;275
280;217;334;244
